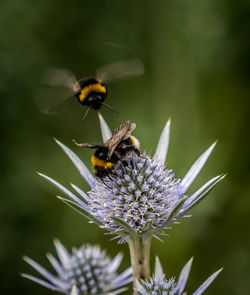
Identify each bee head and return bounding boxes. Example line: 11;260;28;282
94;147;109;160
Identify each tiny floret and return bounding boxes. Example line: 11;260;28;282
22;240;132;295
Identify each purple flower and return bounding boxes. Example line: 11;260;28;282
135;257;222;295
22;240;132;295
38;114;225;242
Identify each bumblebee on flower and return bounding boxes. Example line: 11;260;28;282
72;120;140;178
39;113;224;242
37;113;224;288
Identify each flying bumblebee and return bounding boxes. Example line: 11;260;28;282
37;59;144;122
73;121;140;177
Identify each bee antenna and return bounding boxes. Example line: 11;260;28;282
101;102;119;114
81;106;92;124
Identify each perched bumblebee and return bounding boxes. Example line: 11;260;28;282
73;121;140;177
37;59;144;122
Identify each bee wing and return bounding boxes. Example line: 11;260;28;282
105;121;136;158
96;59;144;83
35;68;79;114
40;68;78;89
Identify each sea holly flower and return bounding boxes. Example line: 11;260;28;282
22;240;132;295
38;114;224;242
38;114;224;286
135;257;222;295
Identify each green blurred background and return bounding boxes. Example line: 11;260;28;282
1;0;250;294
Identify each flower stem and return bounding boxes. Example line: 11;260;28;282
128;236;151;294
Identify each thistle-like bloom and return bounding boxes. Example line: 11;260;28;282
135;257;222;295
22;240;132;295
39;114;225;242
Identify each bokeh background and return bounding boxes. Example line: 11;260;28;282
1;0;250;294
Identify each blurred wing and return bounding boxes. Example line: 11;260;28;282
34;86;73;114
96;59;144;83
40;68;78;89
105;121;135;158
35;68;78;114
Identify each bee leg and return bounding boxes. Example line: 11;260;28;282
72;140;101;149
108;171;117;181
126;146;144;159
99;177;112;189
113;150;123;160
138;153;146;159
130;147;141;157
119;144;141;157
113;150;133;171
104;171;114;182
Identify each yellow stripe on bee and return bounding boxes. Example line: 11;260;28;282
130;136;135;145
130;136;140;150
91;155;115;170
79;83;106;102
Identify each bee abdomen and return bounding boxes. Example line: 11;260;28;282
75;77;107;105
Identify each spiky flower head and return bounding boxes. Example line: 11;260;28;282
135;257;222;295
22;240;132;295
39;114;225;242
88;152;181;241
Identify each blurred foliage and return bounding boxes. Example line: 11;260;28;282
1;0;250;294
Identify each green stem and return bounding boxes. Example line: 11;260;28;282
128;236;151;294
